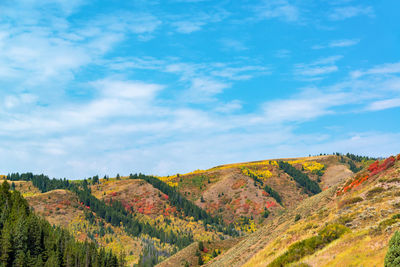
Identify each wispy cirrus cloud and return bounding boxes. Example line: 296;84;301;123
351;62;400;78
367;98;400;111
294;56;342;79
329;5;374;20
170;10;229;34
312;39;360;49
256;0;300;22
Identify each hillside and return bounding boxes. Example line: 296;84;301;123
206;154;400;267
160;155;355;230
0;181;122;266
2;153;371;266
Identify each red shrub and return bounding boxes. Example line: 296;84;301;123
138;208;144;213
162;194;169;200
110;192;117;197
369;156;395;176
368;160;380;172
397;154;400;161
266;201;276;209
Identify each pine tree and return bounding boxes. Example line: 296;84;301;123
385;231;400;266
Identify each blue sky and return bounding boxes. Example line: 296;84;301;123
1;0;400;179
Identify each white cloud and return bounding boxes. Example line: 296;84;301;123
296;65;338;76
171;11;229;34
351;62;400;78
294;56;342;78
93;79;164;100
257;0;300;22
313;39;360;49
367;98;400;111
220;39;247;52
4;93;37;109
275;49;291;58
329;6;374;20
215;100;242;113
262;89;350;123
172;21;205;33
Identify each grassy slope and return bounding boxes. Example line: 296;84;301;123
156;238;244;267
239;156;400;266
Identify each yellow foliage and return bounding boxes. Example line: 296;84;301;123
241;167;273;181
288;160;325;172
234;217;257;233
212;160;278;171
203;253;212;264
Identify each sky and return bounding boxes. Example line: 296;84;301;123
1;0;400;179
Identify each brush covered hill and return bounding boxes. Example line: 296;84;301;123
158;155;357;229
204;154;400;267
2;153;369;266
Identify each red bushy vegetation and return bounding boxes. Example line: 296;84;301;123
337;156;397;196
368;157;395;176
266;201;277;209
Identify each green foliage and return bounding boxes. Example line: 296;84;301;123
264;185;282;204
348;160;363;173
294;214;301;222
198;241;204;251
338;197;363;208
241;167;282;204
262;208;270;218
8;172;195;266
366;187;385;198
268;224;349;267
0;181;120;266
278;161;322;195
385;231;400;266
344;153;376;163
198;255;203;265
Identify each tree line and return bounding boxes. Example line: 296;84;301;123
6;172;194;248
0;181;121;267
129;173;238;236
278;161;322;195
240;168;282;204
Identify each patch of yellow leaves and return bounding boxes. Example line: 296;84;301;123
289;160;325;172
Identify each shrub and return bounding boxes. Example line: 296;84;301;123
294;214;301;222
198;241;204;251
268;224;349;267
385;231;400;266
366;187;385;198
338;196;363;208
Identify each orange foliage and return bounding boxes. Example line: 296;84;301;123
266;201;276;209
337;156;396;196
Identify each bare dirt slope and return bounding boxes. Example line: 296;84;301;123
321;164;353;189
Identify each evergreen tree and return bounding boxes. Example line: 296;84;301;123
385;231;400;266
0;181;121;267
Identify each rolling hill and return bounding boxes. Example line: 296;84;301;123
3;153;388;266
